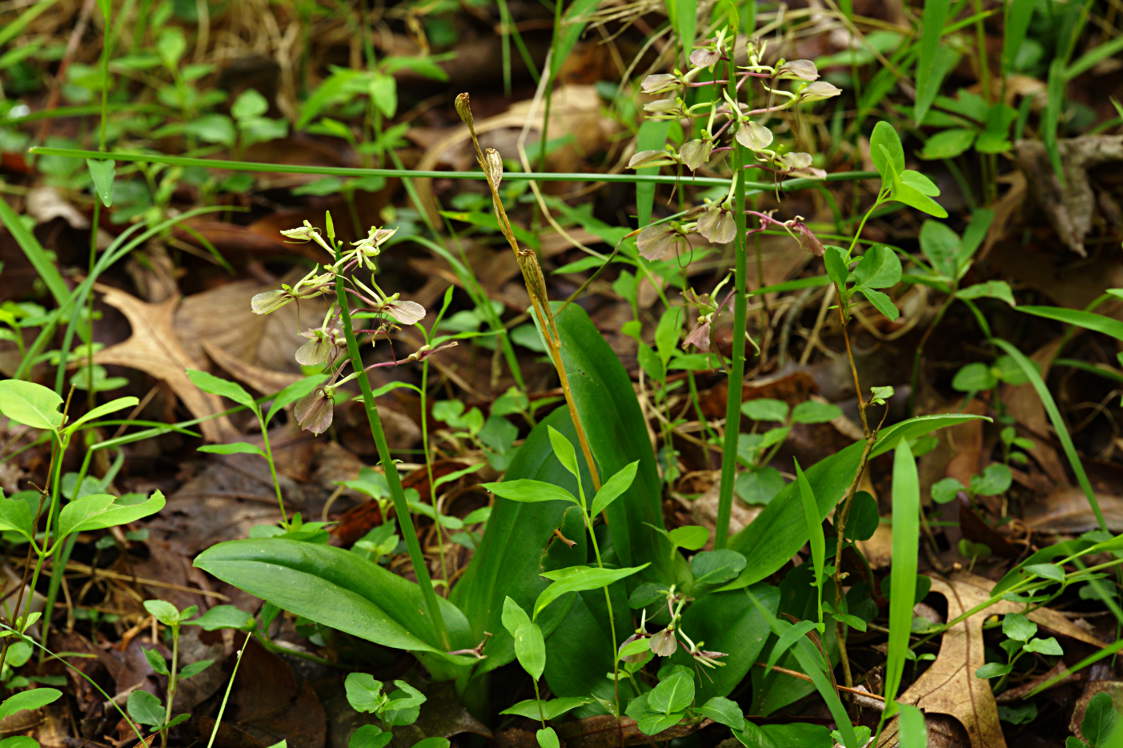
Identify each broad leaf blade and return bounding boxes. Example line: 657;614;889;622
914;0;950;124
195;538;474;664
552;303;670;572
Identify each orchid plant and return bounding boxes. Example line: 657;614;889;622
249;218;435;434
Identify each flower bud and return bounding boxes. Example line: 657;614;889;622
650;628;678;657
294;387;334;435
799;80;842;101
679;139;713;171
697;205;736;245
735;121;773;151
280;221;318;242
385;299;426;325
250;289;292;315
640;73;678;94
689;48;721;68
454;92;473;126
484;148;504;187
778;59;819;81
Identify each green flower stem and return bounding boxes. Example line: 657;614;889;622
30;146;874;191
333;267;450;650
713;68;750;550
575;482;622;717
257;421;289;527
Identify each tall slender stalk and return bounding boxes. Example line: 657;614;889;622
454;93;602;490
333;252;450;650
713;59;750;550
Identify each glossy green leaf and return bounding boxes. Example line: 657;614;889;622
198;442;266;457
0;379;64;430
919;220;960;280
127;690;163;726
590;461;638;518
1081;692;1119;747
897;703;928;748
747;591;859;748
265;374;328;425
536;727;560;748
791;400;842;424
195;539;474;665
735;721;832;748
665;0;697;59
187;369;256;410
86;158;115;207
765;619;818;671
668;524;709;550
144;599;180;626
0;495;35;542
186;604;255;631
649;666;694;714
892;171;947;218
957;280;1015;306
690;549;747;588
500;696;592;720
546;425;580;478
65;396;139;433
698;696;744;730
481;479;576;505
870;121;904;184
860;288;899;320
824;246;850;289
542;587;617;698
742;398;789;422
0;688;61;722
534;564;647;619
58;491;165;538
970;463;1012;495
920;128;975;160
513;620;546;681
952;362;996;392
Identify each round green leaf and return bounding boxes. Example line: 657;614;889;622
0;379;64;430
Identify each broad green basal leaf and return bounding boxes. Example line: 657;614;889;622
0;379;64;431
195;539;474;666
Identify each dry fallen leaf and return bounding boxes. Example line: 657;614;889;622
1014;135;1123;256
878;575;1007;748
880;572;1108;748
93;285;237;442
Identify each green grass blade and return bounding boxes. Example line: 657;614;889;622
878;439;919;735
1042;59;1066;179
0;0;56;48
0;195;70;308
897;703;928;747
1019;305;1123;342
1002;0;1036;75
914;0;950;123
795;461;825;630
747;591;860;748
633;120;672;226
666;0;697;59
992;338;1106;531
1066;34;1123;80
